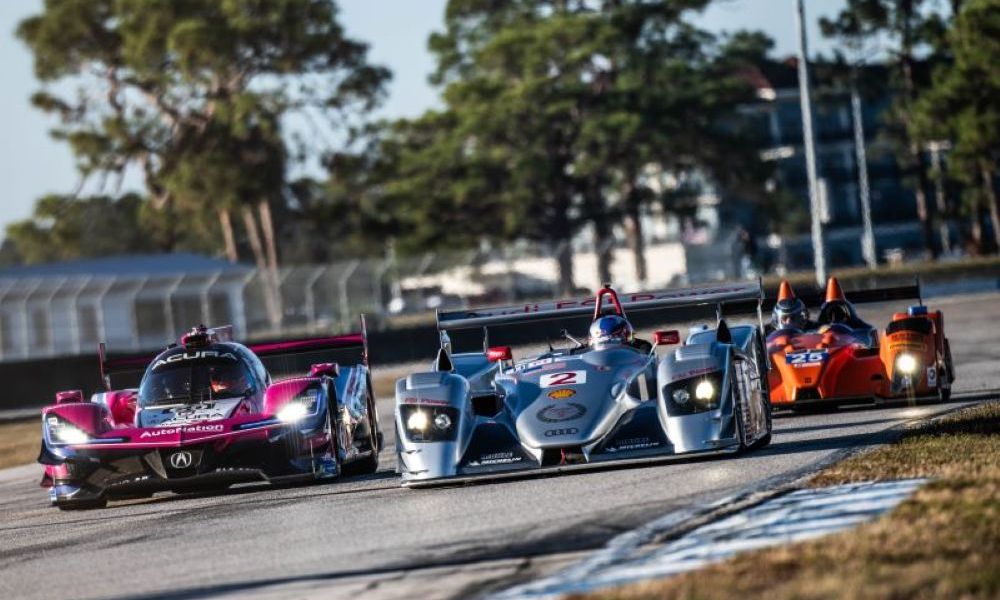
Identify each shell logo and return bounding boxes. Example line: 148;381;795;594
548;388;576;400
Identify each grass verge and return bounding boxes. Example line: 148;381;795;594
0;420;41;470
574;402;1000;600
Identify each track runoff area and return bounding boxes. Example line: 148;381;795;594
0;291;997;600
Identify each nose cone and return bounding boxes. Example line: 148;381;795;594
825;277;846;303
516;390;610;448
777;280;796;302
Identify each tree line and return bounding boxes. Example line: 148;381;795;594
5;0;998;293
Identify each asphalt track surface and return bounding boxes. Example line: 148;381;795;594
0;293;997;600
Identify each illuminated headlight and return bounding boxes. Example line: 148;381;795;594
277;388;320;423
407;410;429;431
695;380;716;401
47;416;89;445
896;353;918;375
672;389;691;405
399;405;459;442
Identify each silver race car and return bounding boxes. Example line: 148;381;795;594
394;283;772;486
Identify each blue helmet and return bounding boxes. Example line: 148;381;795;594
589;315;634;347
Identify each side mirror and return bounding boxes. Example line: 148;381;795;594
55;390;85;405
310;362;340;378
486;346;513;362
653;330;680;346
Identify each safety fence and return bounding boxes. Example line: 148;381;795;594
0;233;749;362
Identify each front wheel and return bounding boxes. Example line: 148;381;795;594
342;388;380;476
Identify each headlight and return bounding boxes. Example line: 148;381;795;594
399;405;459;442
433;412;452;431
695;380;716;401
47;416;89;445
407;410;429;431
896;353;918;375
664;373;723;415
277;388;320;423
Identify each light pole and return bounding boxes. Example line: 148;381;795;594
795;0;827;286
926;140;953;255
851;79;877;268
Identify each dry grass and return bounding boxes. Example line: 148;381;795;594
0;420;41;469
575;402;1000;600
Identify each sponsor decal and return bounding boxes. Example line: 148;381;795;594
544;427;579;437
139;424;225;438
890;342;927;352
548;388;576;400
785;349;828;368
537;402;586;423
670;366;717;381
403;397;450;406
473;451;523;466
152;350;237;370
539;370;587;388
515;357;556;372
606;437;659;453
927;366;937;386
169;451;193;469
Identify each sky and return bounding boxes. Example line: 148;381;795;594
0;0;847;236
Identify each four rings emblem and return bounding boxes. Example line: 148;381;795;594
169;451;193;469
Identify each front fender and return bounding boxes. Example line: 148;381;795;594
656;341;737;453
394;371;472;481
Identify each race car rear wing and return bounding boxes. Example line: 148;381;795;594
761;282;921;311
99;316;370;389
436;282;764;331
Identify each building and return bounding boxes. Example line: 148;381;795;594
741;59;928;269
0;254;252;361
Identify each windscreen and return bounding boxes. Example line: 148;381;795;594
138;357;252;407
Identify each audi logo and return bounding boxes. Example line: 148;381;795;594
544;428;579;437
169;451;193;469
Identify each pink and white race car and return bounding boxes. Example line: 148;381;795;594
38;324;382;509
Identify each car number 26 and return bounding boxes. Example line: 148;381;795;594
786;350;827;367
540;370;588;387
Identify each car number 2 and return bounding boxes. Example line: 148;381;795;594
540;370;587;387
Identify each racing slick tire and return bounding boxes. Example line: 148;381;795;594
752;401;773;449
734;386;750;452
343;386;380;476
938;339;954;403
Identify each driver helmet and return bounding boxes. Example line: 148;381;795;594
589;315;634;347
772;297;809;330
209;367;247;395
824;302;852;325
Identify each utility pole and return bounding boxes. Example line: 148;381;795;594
926;140;953;255
795;0;826;286
851;80;877;268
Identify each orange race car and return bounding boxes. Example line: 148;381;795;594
766;277;954;409
880;302;955;401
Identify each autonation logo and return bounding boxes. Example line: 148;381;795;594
139;424;224;438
